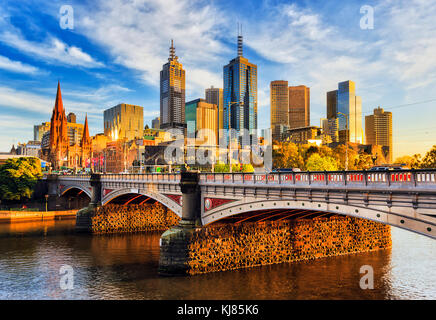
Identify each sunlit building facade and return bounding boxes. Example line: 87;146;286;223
365;107;393;163
104;103;143;141
205;86;223;140
160;40;186;133
289;85;310;129
270;80;289;141
336;80;363;144
186;99;218;145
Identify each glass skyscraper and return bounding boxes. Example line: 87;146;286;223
223;31;257;146
336;80;363;144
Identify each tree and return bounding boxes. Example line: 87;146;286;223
421;145;436;169
395;154;422;169
0;157;42;201
214;162;229;173
305;153;338;171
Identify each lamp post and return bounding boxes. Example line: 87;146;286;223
227;101;239;173
338;112;349;171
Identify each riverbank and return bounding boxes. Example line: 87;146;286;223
0;209;77;222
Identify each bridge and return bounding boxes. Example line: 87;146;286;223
45;169;436;239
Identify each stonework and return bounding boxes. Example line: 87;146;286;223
89;203;180;234
186;216;391;275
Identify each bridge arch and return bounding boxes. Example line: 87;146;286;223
60;185;92;198
102;188;182;218
202;199;436;240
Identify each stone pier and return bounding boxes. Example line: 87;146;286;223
158;171;201;276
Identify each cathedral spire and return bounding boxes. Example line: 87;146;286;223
55;81;64;114
81;114;91;147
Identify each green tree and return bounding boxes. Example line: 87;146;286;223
0;157;42;201
305;153;338;171
214;162;229;173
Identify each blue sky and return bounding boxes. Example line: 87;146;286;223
1;0;436;159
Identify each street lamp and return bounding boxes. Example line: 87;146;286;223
227;101;240;173
337;112;349;171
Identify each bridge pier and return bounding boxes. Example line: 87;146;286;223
46;175;60;211
158;172;201;276
75;174;102;233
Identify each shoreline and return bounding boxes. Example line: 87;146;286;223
0;210;77;223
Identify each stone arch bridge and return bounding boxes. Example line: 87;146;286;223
44;170;436;239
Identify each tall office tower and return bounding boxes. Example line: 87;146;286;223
160;40;186;133
223;28;258;145
104;103;144;141
185;98;218;145
365;107;393;163
336;80;363;144
205;86;223;140
327;90;338;119
270;80;289;141
288;85;310;129
151;117;160;129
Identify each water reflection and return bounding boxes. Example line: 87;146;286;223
0;219;435;299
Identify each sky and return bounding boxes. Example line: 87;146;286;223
0;0;436;160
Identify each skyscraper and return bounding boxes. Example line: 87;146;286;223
270;80;289;141
365;107;393;163
160;40;186;133
289;85;310;129
205;86;223;140
223;28;257;145
336;80;363;144
326;90;338;119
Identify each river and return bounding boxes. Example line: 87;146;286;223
0;218;435;299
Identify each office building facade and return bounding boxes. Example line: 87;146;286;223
104;103;144;141
205;86;223;140
270;80;289;141
335;80;363;144
365;107;393;163
289;85;310;129
185;98;218;145
160;40;186;133
223;31;257;145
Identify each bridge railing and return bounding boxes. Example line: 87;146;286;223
99;173;181;182
200;169;436;188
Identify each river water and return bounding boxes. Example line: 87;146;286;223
0;218;435;300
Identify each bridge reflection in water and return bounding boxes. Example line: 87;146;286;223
0;219;435;299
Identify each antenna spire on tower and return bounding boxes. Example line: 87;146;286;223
169;39;176;60
237;23;243;57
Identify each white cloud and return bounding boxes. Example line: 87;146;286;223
0;30;103;68
0;55;41;74
75;0;229;96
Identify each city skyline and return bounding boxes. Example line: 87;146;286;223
1;0;436;160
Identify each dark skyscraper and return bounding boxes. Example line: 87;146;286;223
160;40;186;133
223;27;257;145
